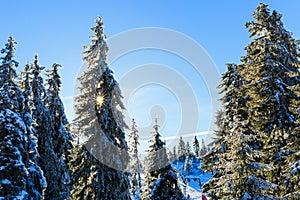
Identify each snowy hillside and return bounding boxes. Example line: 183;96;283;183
172;158;212;199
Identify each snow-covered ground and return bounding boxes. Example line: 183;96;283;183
173;158;212;199
139;158;212;199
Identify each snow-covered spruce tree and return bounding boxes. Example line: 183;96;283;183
70;16;130;199
128;118;142;199
240;3;300;197
70;16;106;200
183;142;194;175
45;63;73;158
172;145;177;162
220;63;276;199
20;63;48;199
0;37;46;199
201;109;225;173
31;55;70;199
203;63;276;199
70;15;106;199
69;144;100;199
183;154;193;176
192;136;199;157
185;141;191;155
199;139;207;156
94;44;130;199
45;63;74;197
177;136;186;162
142;120;184;200
0;37;18;86
284;79;300;198
201;109;229;199
201;66;237;198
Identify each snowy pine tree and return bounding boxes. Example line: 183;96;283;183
70;16;130;199
199;139;207;156
203;4;300;198
183;155;193;176
192;136;200;157
45;63;73;157
202;83;233;198
177;136;186;162
201;109;229;199
172;145;178;163
70;16;107;200
30;55;70;199
202;63;276;199
284;79;300;198
128;119;142;200
0;37;46;199
45;63;73;197
69;144;102;199
142;119;185;200
0;36;18;86
185;142;191;155
240;4;300;198
183;142;194;175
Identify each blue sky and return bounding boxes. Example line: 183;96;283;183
1;1;300;148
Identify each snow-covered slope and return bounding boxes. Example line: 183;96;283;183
172;158;212;199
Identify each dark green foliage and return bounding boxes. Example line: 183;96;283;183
128;119;142;199
45;63;73;159
142;122;184;200
70;144;103;200
203;3;300;199
70;16;131;200
45;63;74;198
241;3;300;198
0;37;46;199
31;55;71;199
177;136;186;162
202;62;276;199
0;36;18;86
283;79;300;198
199;139;207;156
192;136;200;157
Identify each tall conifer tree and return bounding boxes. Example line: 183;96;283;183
70;16;131;199
142;119;184;200
203;63;276;199
45;63;73;198
128;119;142;199
45;63;73;158
177;136;186;162
31;55;71;199
203;4;300;199
199;139;207;156
240;4;300;198
192;136;200;157
0;37;46;199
